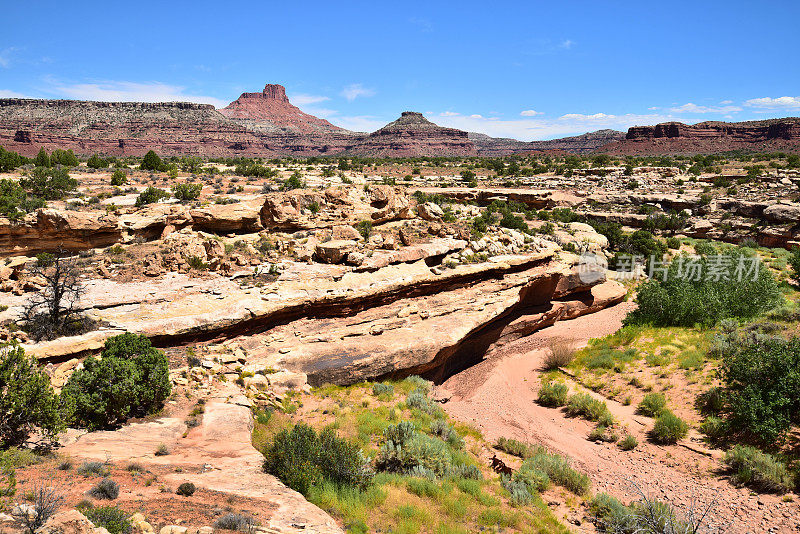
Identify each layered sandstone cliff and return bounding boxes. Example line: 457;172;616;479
469;129;626;156
602;118;800;155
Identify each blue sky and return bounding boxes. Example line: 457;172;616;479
2;0;799;140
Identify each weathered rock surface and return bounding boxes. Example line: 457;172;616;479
260;185;411;230
0;209;121;256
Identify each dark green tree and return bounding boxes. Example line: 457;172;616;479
61;333;171;429
34;147;51;168
87;154;108;169
0;342;64;447
140;150;162;171
19;167;77;200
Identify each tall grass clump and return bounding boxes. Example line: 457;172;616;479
636;393;667;417
543;339;576;370
723;445;793;494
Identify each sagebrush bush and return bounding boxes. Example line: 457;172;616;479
371;383;394;397
406;389;439;415
699;416;727;442
636;392;667;417
724;445;793;493
565;393;612;423
262;423;371;496
135;186;170;207
214;513;255;532
650;410;688;444
429;420;464;449
78;461;109;477
404;375;432;394
537;381;569;407
377;425;453;477
625;251;781;327
89;478;119;500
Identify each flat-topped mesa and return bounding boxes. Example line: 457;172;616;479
233;84;290;103
345;111;477;157
602;117;800;155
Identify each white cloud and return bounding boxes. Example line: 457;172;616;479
745;96;800;109
435;111;674;141
440;111;459;117
0;47;19;68
559;39;574;49
720;100;733;105
45;80;228;107
469;114;483;119
340;83;375;102
559;113;615;121
290;93;330;106
669;102;741;114
520;109;542;117
0;89;28;98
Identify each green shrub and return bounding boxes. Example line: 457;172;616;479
355;220;372;240
625;251;781;327
263;424;371;496
0;178;45;220
406;389;440;415
77;461;110;477
172;182;202;202
723;445;793;493
78;503;132;534
20;166;77;200
110;170;127;186
789;248;800;282
371;383;394;397
429;420;464;450
650;410;688;444
89;478;120;500
720;335;800;444
0;343;64;447
87;154;108;169
135;186;170;207
495;437;532;458
520;447;590;495
537;382;569;407
565;393;612;423
375;421;453;477
618;435;638;451
699;416;727;442
61;333;171;430
636;393;667;417
140;151;162;171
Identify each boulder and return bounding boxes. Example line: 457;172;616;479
764;203;800;223
314;240;356;264
35;510;96;534
189;200;263;232
418;202;444;221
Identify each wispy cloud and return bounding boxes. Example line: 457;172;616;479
408;17;433;33
435;111;675;141
340;83;375;102
290;93;330;106
0;47;19;68
520;109;543;117
559;39;575;50
669;102;742;114
43;79;228;107
0;89;28;98
745;96;800;110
